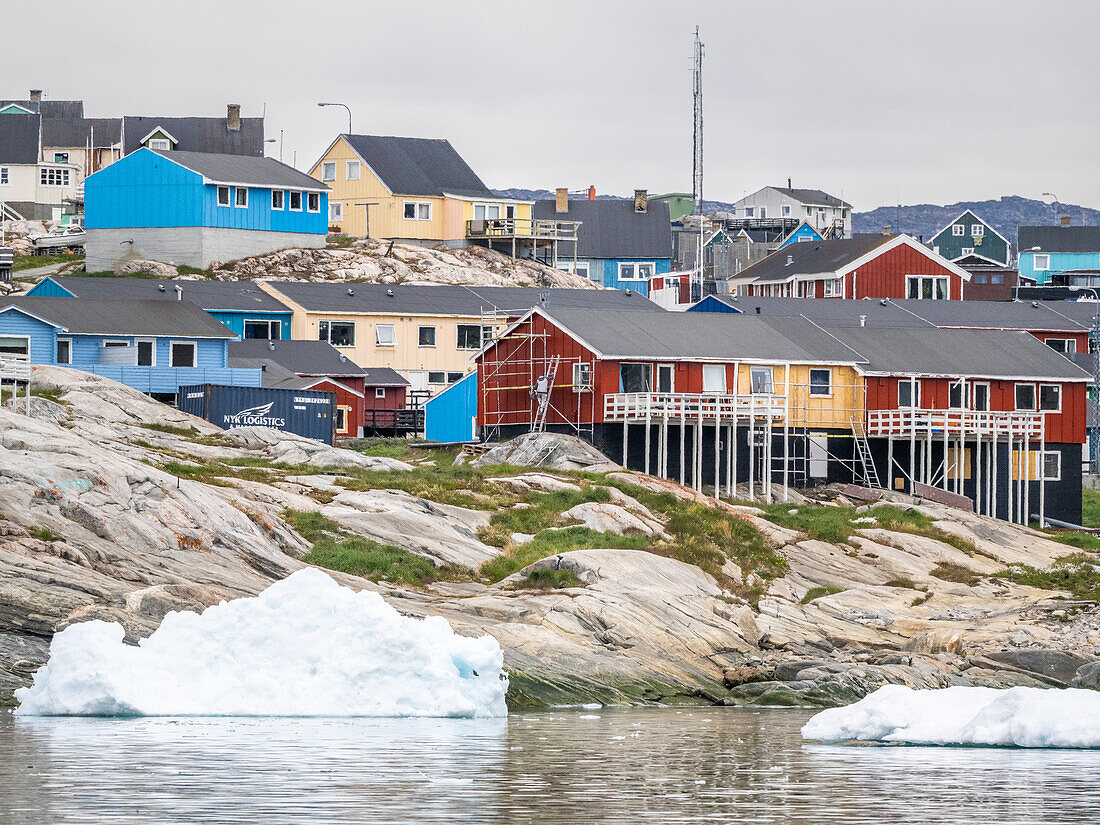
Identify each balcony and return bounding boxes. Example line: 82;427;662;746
465;218;580;242
0;353;31;381
866;408;1044;440
604;392;787;424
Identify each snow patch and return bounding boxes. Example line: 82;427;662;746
802;684;1100;748
15;568;507;718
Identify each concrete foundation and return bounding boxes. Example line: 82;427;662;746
85;226;325;272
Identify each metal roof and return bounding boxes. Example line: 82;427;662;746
41;117;122;148
766;186;851;209
0;297;236;338
340;134;494;198
0;114;41;164
122;115;264;156
532;199;674;259
152;149;327;191
265;282;665;316
229;339;372;378
730;236;892;284
46;276;293;313
700;296;932;328
0;100;84;118
1018;225;1100;254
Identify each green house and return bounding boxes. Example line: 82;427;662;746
931;209;1010;266
650;193;695;222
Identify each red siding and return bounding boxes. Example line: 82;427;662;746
309;379;364;437
364;384;406;411
848;243;965;300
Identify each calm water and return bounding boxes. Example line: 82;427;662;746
2;706;1098;824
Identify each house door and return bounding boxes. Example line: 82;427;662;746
407;371;428;392
656;364;675;393
808;435;828;478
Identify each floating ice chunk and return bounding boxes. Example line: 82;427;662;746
15;568;508;718
579;714;601;720
802;684;1100;748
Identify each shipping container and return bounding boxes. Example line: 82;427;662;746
179;383;336;445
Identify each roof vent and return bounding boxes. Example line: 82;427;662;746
755;306;761;315
879;298;887;305
339;354;347;363
785;254;794;266
347;287;354;296
1032;301;1039;308
386;288;394;297
268;341;276;351
860;315;867;327
158;284;165;292
174;284;182;301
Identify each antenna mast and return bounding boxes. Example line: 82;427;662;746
692;26;705;299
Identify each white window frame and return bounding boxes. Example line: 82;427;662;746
1045;337;1076;354
781;204;791;217
0;166;9;185
744;206;754;218
375;324;396;347
972;382;990;411
217;186;231;207
417;325;436;348
321;161;336;182
169;340;196;368
1034;254;1050;271
447;371;464;384
271;189;284;210
345;160;360;181
147;138;171;151
573;362;593;392
234;187;248;208
53;152;69;164
289;191;302;211
822;278;842;297
102;339;130;348
375;387;386;399
952;224;965;236
319;319;355;348
1042;450;1062;481
456;324;484;350
307;192;320;213
39;166;70;187
808;368;832;397
971;224;985;237
898;379;921;408
1015;383;1036;411
135;337;156;367
749;366;773;395
427;371;446;385
472;203;502;221
655;363;675;393
618;261;656;282
1038;383;1062;412
906;274;950;300
403;200;432;221
961;247;974;257
948;379;966;410
244;319;281;340
56;337;72;365
329;201;343;222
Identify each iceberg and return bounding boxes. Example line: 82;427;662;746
15;568;508;718
802;684;1100;748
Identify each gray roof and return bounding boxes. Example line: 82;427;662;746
1018;225;1100;255
768;186;851;209
730;236;893;284
123;115;264;156
0;114;40;164
702;296;932;328
1;297;235;338
1;99;84;118
153;150;327;191
341;134;493;198
45;276;293;313
41;117;122;148
531;199;673;260
229;339;370;377
265;282;665;316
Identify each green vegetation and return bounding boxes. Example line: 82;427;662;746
29;527;58;542
139;422;199;437
994;553;1100;601
507;568;584;591
176;264;215;278
1082;489;1100;529
1046;531;1100;550
356;438;411;459
327;233;357;248
800;585;843;604
70;269;162;279
883;576;916;589
13;252;84;272
929;562;981;586
480;526;650;583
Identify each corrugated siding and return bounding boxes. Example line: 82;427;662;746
425;371;478;442
931;214;1009;265
1021;252;1100;285
850;244;965;300
86;366;262;393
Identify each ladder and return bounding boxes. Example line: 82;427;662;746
850;418;881;488
531;354;561;434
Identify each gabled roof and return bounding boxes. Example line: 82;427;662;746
931;209;1011;248
762;186;851;208
1019;225;1100;255
0;113;40;164
0;297;236;338
41;275;293;313
122;115;264;156
531;199;673;260
264;282;664;317
41;117;122;148
335;134;494;198
0;99;84;118
228;339;372;378
778;220;825;246
151;149;327;191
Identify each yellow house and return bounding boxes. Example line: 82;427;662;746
307;134;534;246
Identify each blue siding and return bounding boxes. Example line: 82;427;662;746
1020;251;1100;285
778;224;824;248
87;366;262;393
199;185;327;234
25;277;76;298
0;309;58;364
67;335;228;368
599;258;672;296
207;310;292;340
687;295;740;314
425;372;478;442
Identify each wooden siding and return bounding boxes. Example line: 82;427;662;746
931;212;1009;265
599;258;672;296
208;310;293;340
848;242;965;300
0;309;57;364
308;378;363;436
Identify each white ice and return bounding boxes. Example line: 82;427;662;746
15;568;508;718
802;684;1100;748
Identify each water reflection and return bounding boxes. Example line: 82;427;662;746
2;708;1098;824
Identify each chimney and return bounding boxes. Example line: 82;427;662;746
785;254;794;266
787;177;792;191
29;89;42;101
555;187;568;213
227;103;241;131
882;225;891;236
1061;215;1072;226
859;315;867;327
634;189;648;213
587;185;596;201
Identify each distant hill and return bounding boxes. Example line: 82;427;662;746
853;196;1100;246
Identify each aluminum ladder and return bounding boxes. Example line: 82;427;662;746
531;355;561;434
850;418;881;488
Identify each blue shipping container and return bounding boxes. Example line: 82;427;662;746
179;383;336;445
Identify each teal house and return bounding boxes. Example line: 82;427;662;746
931;210;1010;266
1018;225;1100;286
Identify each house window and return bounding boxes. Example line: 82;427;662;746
759;207;767;219
949;380;965;409
1034;254;1050;271
375;324;396;346
749;366;773;394
54;152;69;164
572;362;592;391
418;325;436;347
321;161;336;182
216;186;231;207
0;167;8;185
1045;338;1076;354
428;371;446;384
1043;451;1062;481
472;203;501;221
1039;383;1061;412
618;262;656;281
961;248;974;256
447;371;464;383
655;364;674;393
235;187;248;208
346;160;360;181
781;205;791;217
744;206;754;218
148;138;171;150
1015;383;1036;410
972;382;990;411
319;320;355;347
823;278;842;297
809;368;832;396
334;406;347;434
456;324;484;350
991;274;1004;284
375;387;386;399
136;339;155;366
39;166;70;186
974;274;988;284
898;379;920;408
403;201;432;221
271;190;284;210
505;204;516;220
307;192;320;212
703;364;726;394
56;338;71;365
169;342;196;368
906;275;949;299
329;201;343;222
557;261;593;281
971;225;985;237
244;319;281;340
620;363;651;393
289;191;302;211
952;224;965;236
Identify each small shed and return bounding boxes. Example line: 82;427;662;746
424;371;478;442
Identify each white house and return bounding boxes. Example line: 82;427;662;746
730;183;852;238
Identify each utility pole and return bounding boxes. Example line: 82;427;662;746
692;26;705;301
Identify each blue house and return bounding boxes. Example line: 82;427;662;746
0;297;261;398
26;275;293;340
533;195;673;297
777;220;825;248
1018;225;1100;286
83;148;329;273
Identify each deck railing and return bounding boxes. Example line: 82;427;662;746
465;218;580;241
363;408;424;432
0;354;31;381
604;392;787;423
85;365;263;394
866;408;1044;439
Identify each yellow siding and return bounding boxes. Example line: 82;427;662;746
733;363;864;428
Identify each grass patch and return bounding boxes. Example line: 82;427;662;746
883;576;916;589
13;252;84;272
176;264;215;278
1;386;67;405
1083;489;1100;529
29;527;58;542
283;510;342;542
139;422;199;437
1047;531;1100;550
303;536;471;586
327;233;357;248
929;562;981;586
479;526;649;583
358;439;411;459
801;585;844;604
994;553;1100;601
758;503;857;544
507;568;584;591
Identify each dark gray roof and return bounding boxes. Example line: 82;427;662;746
531;199;673;260
229;339;370;377
123;115;264;156
1018;225;1100;254
341;134;493;198
266;282;664;316
701;296;932;328
0;297;235;337
41;117;122;148
768;186;851;209
1;100;84;118
45;276;293;313
0;113;40;164
152;150;326;190
730;236;893;284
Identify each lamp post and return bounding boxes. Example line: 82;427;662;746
1070;284;1100;474
1042;192;1059;223
265;129;284;162
318;102;352;134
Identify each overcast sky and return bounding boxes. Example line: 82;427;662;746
6;0;1099;209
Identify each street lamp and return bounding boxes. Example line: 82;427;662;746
318;102;352;134
1042;192;1059;223
1070;285;1100;474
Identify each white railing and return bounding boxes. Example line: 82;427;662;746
0;354;31;381
866;408;1044;439
604;392;786;423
